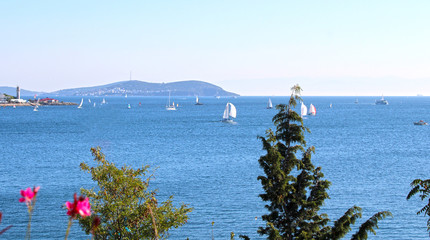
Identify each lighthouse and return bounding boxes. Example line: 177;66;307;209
16;86;20;99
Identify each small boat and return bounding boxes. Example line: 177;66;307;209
355;98;359;104
300;102;307;118
77;98;83;109
222;102;237;123
88;99;91;103
308;104;316;116
267;98;273;109
127;104;131;109
375;95;388;105
101;98;106;104
195;96;203;105
414;120;428;126
93;102;96;107
329;103;332;108
216;96;220;99
166;91;176;110
125;94;128;98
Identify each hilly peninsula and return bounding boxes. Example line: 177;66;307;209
50;80;238;97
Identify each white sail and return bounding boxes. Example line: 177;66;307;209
88;99;91;103
223;104;230;119
267;98;273;109
166;91;176;110
308;104;316;115
301;102;307;117
101;98;106;104
94;102;96;107
78;98;83;108
228;103;237;118
195;95;203;105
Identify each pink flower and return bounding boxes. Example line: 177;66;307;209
19;187;40;205
66;193;91;218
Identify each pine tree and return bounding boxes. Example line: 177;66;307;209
257;84;391;240
407;178;430;232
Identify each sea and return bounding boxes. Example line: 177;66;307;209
0;96;429;239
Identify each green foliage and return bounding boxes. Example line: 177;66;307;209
257;84;391;240
351;211;393;240
79;147;192;239
3;93;15;100
407;178;430;231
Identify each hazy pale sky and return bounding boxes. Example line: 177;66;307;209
1;1;429;96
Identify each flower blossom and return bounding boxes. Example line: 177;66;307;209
19;186;40;205
66;193;91;218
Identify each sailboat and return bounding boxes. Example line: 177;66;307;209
222;102;237;123
101;98;106;104
308;104;316;116
166;91;176;110
88;99;91;103
355;98;359;104
267;98;273;109
195;96;203;105
125;94;128;98
127;104;131;109
300;102;308;118
77;98;83;109
33;98;40;111
93;102;96;107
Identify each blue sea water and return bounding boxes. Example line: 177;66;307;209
0;96;429;239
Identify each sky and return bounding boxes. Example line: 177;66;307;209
1;0;429;96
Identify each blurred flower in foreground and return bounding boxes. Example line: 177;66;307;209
65;193;92;240
19;186;40;240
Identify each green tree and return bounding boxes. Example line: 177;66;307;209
407;178;430;231
257;84;391;240
79;147;192;239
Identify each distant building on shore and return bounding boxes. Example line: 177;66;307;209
10;99;27;103
0;94;7;103
10;86;27;103
39;98;59;104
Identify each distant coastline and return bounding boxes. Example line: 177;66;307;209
0;80;238;97
0;102;77;107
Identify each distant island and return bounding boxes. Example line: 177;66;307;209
0;80;239;97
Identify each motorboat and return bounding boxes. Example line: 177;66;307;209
375;95;388;105
414;120;428;126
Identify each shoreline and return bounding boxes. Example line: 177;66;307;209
0;102;77;107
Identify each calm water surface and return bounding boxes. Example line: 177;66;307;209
0;96;429;239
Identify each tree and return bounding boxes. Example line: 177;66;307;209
257;84;391;240
407;178;430;232
79;147;192;239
